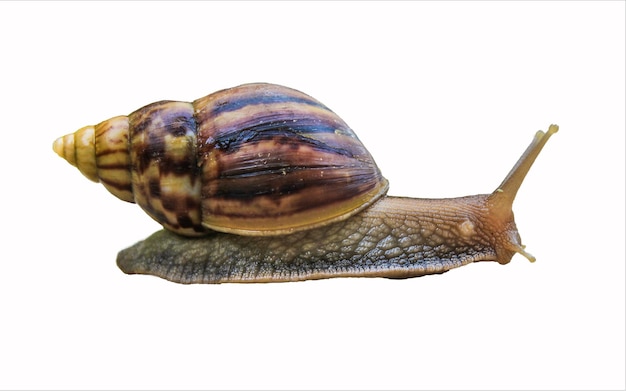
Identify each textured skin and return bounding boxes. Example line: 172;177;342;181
117;196;514;284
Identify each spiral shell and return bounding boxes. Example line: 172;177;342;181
53;83;389;236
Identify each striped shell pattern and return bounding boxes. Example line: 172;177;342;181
53;83;389;236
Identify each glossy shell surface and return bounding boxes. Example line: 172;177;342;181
54;83;388;236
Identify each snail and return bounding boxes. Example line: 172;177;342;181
53;83;558;284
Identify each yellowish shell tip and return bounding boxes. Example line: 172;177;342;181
53;133;77;167
53;136;66;159
53;126;99;182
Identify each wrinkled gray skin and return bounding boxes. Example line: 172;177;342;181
117;196;508;284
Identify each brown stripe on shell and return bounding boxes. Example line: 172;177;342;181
193;83;388;235
94;116;134;202
128;101;206;236
73;126;98;182
193;83;326;123
207;138;377;204
98;177;134;194
199;103;359;155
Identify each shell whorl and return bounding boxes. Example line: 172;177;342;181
53;83;388;236
53;116;133;203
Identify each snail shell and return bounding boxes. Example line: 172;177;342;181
53;83;388;236
53;83;558;284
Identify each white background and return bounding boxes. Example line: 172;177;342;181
0;1;623;390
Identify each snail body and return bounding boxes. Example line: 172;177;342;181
54;83;558;284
